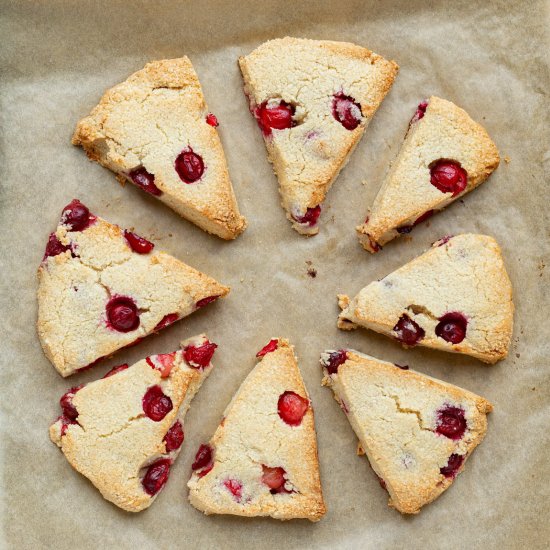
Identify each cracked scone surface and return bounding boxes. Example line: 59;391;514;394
37;201;228;377
239;37;398;235
72;57;246;239
357;96;500;252
321;349;493;514
338;234;513;363
188;338;326;521
49;335;215;512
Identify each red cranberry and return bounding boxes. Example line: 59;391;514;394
332;93;362;130
206;113;219;127
61;199;93;231
436;406;467;440
430;160;468;196
163;420;184;452
59;415;77;436
410;100;428;125
146;352;176;378
321;350;348;374
223;479;243;501
256;339;278;357
397;210;435;234
256;100;295;136
293;205;321;226
262;465;288;494
123;230;154;254
278;391;309;426
183;341;217;369
175;148;204;183
196;295;220;309
142;385;173;422
153;313;179;332
142;458;171;495
43;233;72;260
192;444;213;472
129;167;162;196
393;314;425;346
440;453;464;478
435;312;468;344
377;475;387;490
106;296;140;332
102;363;129;378
59;385;83;421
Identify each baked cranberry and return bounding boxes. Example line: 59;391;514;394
436;406;467;440
129;167;162;196
43;233;72;260
321;350;348;374
397;210;435;234
61;199;94;231
435;235;453;247
196;295;220;309
102;363;129;378
223;479;243;501
142;385;173;422
59;415;78;436
377;475;387;490
175;148;204;183
278;391;309;426
59;385;83;421
430;160;467;196
394;363;409;370
262;465;288;494
78;356;105;371
256;339;278;357
410;100;428;125
256;100;295;135
123;230;154;254
183;341;217;369
106;296;140;332
146;352;177;378
393;314;425;346
435;312;468;344
142;458;171;495
163;420;184;452
332;92;362;130
206;113;219;127
153;313;179;332
293;205;321;226
440;453;464;478
192;444;213;471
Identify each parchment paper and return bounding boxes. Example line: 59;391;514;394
1;1;549;548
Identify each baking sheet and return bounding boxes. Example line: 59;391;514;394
1;1;549;548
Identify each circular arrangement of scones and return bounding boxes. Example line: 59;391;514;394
40;36;513;520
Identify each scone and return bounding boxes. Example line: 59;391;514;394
187;338;326;521
338;234;513;363
38;199;229;376
357;96;499;252
320;349;493;514
239;37;398;235
50;334;217;512
72;58;246;240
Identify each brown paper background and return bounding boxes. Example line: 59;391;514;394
1;1;549;548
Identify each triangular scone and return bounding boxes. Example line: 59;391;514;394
38;199;229;376
50;334;217;512
357;96;500;252
188;338;326;521
72;58;246;240
338;234;513;363
239;37;398;235
320;349;493;514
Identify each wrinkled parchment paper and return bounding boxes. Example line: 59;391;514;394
1;1;549;548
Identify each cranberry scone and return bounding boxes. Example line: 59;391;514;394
38;199;229;377
357;96;500;252
50;335;216;512
188;338;326;521
338;234;513;363
320;349;493;514
72;58;246;239
239;37;398;235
